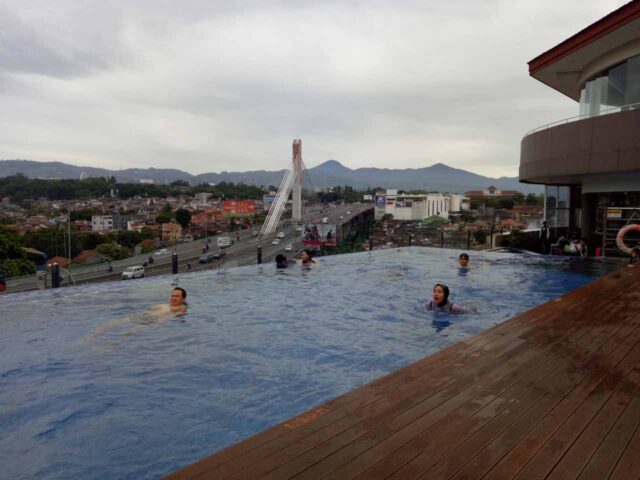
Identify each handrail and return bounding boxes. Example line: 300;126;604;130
525;101;640;137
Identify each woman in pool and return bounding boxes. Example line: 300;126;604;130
425;283;469;314
298;249;317;266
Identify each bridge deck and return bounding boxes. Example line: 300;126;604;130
167;264;640;480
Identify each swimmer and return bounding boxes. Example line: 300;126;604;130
458;253;470;268
168;287;188;314
275;254;295;269
425;283;469;314
86;287;188;339
298;249;317;266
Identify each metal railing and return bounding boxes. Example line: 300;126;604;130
525;101;640;137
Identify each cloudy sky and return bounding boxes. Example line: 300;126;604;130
0;0;629;177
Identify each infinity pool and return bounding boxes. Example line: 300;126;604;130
0;248;616;479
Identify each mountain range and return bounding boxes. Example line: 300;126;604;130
0;159;543;194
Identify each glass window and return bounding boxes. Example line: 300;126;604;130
545;186;570;228
579;54;640;114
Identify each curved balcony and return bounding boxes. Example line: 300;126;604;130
520;106;640;185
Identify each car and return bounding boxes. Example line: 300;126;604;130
322;217;328;224
251;230;258;237
346;210;351;214
198;253;215;263
277;232;285;238
284;244;293;252
121;266;145;279
339;215;344;219
272;238;280;245
212;252;226;260
154;249;168;256
295;226;303;232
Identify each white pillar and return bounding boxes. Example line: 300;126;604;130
292;139;302;222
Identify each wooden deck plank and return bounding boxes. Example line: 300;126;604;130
577;393;640;479
609;421;640;480
386;305;633;480
165;265;640;480
352;321;615;480
535;329;640;480
451;311;640;480
512;331;640;479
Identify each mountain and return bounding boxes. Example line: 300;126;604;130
0;159;543;194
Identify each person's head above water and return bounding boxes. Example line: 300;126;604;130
275;254;289;269
432;283;450;307
300;249;315;264
458;253;469;268
170;287;187;307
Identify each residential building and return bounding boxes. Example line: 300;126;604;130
91;215;113;232
464;186;519;202
161;222;182;243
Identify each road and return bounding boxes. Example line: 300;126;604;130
3;203;373;293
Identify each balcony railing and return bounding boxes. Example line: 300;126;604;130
525;101;640;137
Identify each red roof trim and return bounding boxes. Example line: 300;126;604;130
529;1;640;74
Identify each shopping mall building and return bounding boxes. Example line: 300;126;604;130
521;0;640;255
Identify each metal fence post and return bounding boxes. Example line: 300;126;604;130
467;229;471;250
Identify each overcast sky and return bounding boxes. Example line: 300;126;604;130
0;0;629;177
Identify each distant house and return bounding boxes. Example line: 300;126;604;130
499;219;520;231
464;186;519;201
91;215;113;232
46;256;70;268
161;223;182;243
135;239;167;255
73;250;106;265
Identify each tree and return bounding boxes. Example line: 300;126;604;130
525;193;544;206
170;180;190;187
498;198;515;210
0;259;35;277
160;203;173;217
512;192;525;205
96;242;130;260
175;208;192;228
0;227;36;277
155;214;171;224
473;229;487;245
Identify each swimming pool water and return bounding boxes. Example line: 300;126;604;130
0;248;617;479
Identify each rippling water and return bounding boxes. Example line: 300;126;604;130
0;248;617;479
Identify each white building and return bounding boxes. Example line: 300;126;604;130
377;194;451;221
450;194;471;212
140;179;155;184
91;215;113;232
194;192;211;207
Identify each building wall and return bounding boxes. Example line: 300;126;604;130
91;215;113;232
520;108;640;185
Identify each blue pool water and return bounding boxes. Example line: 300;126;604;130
0;248;617;479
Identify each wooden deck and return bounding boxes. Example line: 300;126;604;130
167;264;640;480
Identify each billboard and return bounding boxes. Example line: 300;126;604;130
375;195;386;207
363;194;373;202
301;223;337;247
263;194;277;207
223;200;256;217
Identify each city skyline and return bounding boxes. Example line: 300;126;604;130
0;0;628;177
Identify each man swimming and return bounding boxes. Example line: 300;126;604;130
458;253;470;268
87;287;188;339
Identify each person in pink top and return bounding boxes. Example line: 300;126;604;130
425;283;469;314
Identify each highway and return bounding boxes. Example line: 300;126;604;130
3;203;373;293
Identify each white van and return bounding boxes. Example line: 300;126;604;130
121;266;145;280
